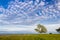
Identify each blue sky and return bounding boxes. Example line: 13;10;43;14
0;0;60;33
0;0;15;9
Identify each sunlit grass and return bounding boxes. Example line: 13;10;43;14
0;34;60;40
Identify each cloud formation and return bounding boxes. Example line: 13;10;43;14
0;0;60;25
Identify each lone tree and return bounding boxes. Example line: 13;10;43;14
35;24;47;33
56;27;60;33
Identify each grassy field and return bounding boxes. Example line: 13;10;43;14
0;34;60;40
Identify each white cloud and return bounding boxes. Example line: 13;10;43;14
44;24;60;33
57;2;60;10
0;25;35;31
0;0;60;25
0;27;28;31
39;1;45;6
0;24;60;33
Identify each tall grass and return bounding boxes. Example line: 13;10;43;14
0;34;60;40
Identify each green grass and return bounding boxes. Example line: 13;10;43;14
0;34;60;40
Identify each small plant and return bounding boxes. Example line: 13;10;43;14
49;33;52;34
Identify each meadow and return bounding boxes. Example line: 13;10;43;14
0;34;60;40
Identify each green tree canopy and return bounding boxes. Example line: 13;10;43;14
35;24;47;33
56;27;60;33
